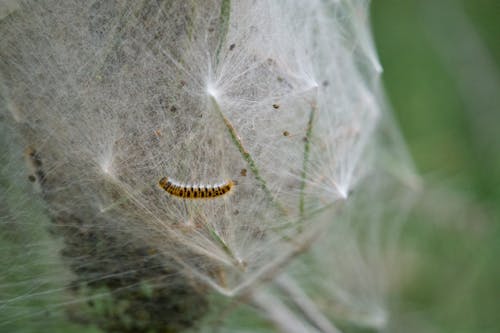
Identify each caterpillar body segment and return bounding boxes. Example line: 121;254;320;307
159;177;234;199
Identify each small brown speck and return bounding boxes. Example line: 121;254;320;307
170;106;177;113
233;210;239;215
179;80;186;87
303;136;308;142
272;104;280;109
240;168;247;177
154;129;162;137
27;148;43;167
283;131;290;137
229;43;235;51
208;27;214;32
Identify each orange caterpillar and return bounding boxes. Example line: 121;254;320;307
159;177;234;199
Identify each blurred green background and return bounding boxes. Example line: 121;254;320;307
372;0;499;332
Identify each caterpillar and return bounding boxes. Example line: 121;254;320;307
159;177;234;199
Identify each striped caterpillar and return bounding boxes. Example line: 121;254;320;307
159;177;234;199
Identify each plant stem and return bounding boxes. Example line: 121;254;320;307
299;102;317;223
215;0;231;66
209;96;285;214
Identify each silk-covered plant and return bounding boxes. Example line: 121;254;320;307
0;1;417;332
